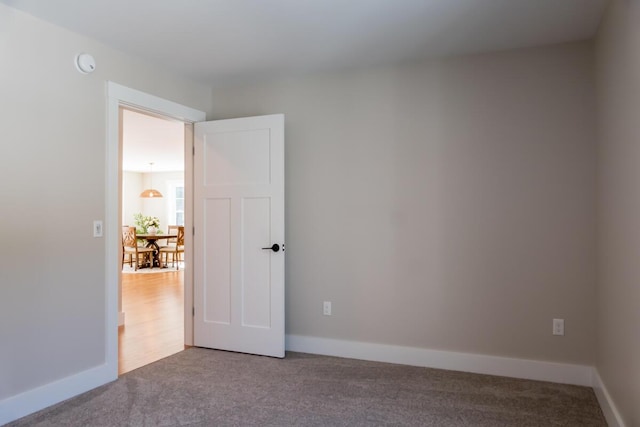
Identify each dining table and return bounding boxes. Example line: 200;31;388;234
137;233;178;268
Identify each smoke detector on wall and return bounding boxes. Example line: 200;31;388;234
75;53;96;74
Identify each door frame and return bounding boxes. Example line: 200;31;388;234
106;82;206;378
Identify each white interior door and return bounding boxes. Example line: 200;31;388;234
194;114;284;358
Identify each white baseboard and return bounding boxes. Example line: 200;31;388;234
118;311;125;326
592;369;626;427
0;364;115;426
286;335;593;386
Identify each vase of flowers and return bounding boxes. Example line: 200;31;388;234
134;213;161;235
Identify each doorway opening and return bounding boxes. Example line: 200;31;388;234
118;107;185;374
106;82;206;379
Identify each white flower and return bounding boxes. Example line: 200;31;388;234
134;213;161;233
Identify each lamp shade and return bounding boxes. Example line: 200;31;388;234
139;188;163;198
139;162;163;198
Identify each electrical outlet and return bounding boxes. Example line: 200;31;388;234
553;318;564;336
323;301;332;316
93;220;103;237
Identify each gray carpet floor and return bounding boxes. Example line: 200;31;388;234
8;348;606;426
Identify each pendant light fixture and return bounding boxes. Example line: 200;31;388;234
139;162;163;198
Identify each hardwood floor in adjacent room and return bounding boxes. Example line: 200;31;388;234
118;270;185;375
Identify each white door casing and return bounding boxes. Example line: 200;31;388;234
194;114;285;358
107;82;205;374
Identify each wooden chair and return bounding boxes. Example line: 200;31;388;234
158;225;179;260
160;225;180;249
159;226;184;270
122;226;155;271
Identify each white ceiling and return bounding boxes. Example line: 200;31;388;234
6;0;608;171
122;109;184;172
3;0;608;87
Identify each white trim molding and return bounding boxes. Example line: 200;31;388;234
0;365;112;426
107;82;206;123
592;369;626;427
286;335;594;386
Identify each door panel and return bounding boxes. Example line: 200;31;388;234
203;198;231;325
204;129;271;185
194;114;284;358
242;197;271;328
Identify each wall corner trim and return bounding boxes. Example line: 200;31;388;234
0;364;115;425
286;334;594;386
592;369;627;427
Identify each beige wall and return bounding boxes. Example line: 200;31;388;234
0;4;210;401
595;0;640;425
212;42;597;364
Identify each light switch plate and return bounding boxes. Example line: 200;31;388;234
93;220;103;237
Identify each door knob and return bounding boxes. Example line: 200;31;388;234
262;244;280;252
